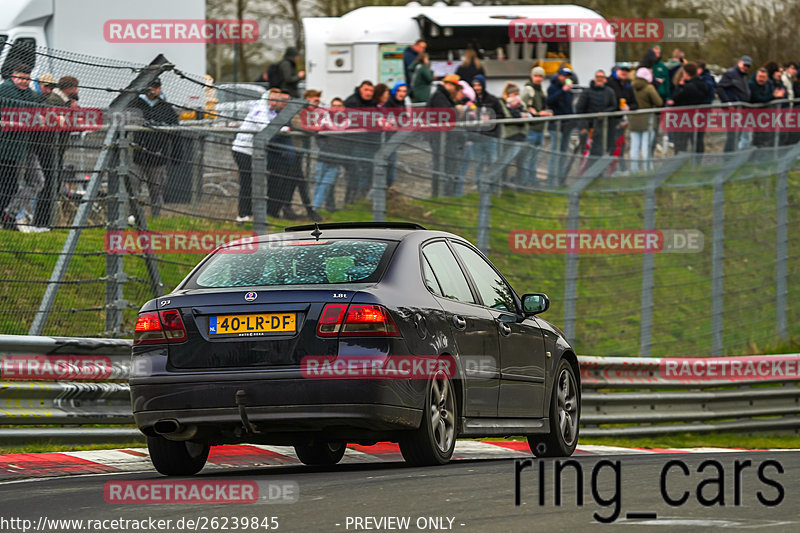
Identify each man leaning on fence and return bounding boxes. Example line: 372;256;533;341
546;67;576;187
0;64;38;230
717;55;752;152
127;79;179;218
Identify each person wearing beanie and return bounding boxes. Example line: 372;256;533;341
385;82;408;108
32;73;56;102
469;74;505;192
382;82;409;189
546;66;576;186
629;67;663;172
471;74;504;138
520;65;551;184
499;83;528;185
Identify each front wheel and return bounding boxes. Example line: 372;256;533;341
399;370;457;466
294;440;346;465
528;359;580;457
147;436;210;476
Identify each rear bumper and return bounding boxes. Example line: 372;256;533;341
131;375;425;441
134;404;421;434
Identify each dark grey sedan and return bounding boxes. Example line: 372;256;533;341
130;222;580;475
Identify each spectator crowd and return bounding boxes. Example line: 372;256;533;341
3;42;800;231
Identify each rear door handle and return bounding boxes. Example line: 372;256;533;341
499;322;511;336
453;315;467;330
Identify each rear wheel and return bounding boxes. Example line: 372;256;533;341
399;371;457;466
528;359;579;457
294;440;346;465
147;436;210;476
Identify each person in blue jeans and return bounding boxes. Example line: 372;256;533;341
546;67;576;187
312;98;348;211
520;66;551;185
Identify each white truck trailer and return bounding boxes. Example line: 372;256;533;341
303;2;616;101
0;0;206;106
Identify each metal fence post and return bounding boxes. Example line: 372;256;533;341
252;101;305;235
190;132;205;214
774;144;800;340
711;148;755;356
432;130;445;198
372;130;413;222
639;154;690;357
29;55;173;335
476;136;527;254
104;131;130;336
563;156;614;340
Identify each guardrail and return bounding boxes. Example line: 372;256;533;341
1;335;799;442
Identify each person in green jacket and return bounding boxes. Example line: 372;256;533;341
629;68;663;173
0;63;38;229
520;66;551;184
641;46;670;102
410;52;434;104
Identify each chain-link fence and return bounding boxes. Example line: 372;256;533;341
2;43;799;358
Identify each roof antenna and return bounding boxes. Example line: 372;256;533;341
311;223;322;241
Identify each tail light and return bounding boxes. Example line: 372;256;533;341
159;309;187;342
317;303;401;338
134;310;187;345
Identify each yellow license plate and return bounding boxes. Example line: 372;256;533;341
209;313;296;335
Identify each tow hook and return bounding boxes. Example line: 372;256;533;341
235;389;261;434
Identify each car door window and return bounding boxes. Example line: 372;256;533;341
422;256;443;296
452;242;516;312
422;241;474;303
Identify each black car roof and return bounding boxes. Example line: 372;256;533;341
269;222;462;243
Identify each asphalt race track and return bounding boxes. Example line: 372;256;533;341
1;445;798;532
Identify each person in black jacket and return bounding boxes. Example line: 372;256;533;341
671;62;708;153
576;70;618;156
718;56;752;151
343;81;377;204
276;47;305;99
749;68;782;147
605;64;637;161
455;48;485;85
469;74;505;189
546;67;576;186
127;79;179;217
427;75;463;196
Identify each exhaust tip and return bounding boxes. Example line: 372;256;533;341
153;419;182;435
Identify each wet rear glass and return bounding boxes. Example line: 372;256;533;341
191;239;392;288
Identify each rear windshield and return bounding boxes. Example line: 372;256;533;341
187;239;394;288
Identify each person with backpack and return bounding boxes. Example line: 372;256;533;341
269;47;305;98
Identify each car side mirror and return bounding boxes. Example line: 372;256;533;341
521;293;549;316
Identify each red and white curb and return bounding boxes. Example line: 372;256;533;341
1;441;796;482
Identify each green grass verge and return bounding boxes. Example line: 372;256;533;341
3;168;800;357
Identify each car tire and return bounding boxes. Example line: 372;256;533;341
399;370;457;466
147;436;210;476
529;359;579;457
294;440;347;465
